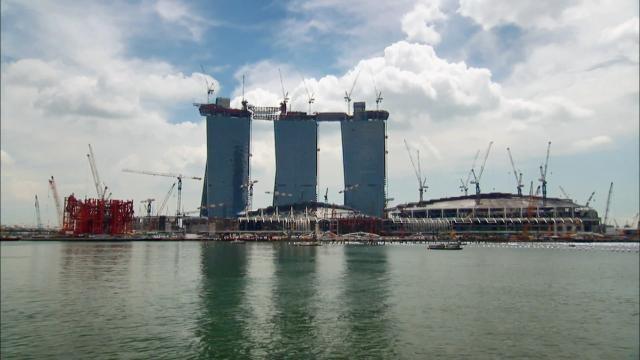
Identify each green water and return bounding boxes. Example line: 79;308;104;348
1;241;638;359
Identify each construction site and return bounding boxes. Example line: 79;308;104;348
7;73;638;242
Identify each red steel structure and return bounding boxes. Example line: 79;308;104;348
63;195;134;235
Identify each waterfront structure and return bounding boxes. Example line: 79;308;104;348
200;98;251;218
387;193;600;235
273;114;318;206
341;102;386;217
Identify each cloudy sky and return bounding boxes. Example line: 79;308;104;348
1;0;638;227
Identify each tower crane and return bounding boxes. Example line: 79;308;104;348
371;75;383;111
278;68;289;114
122;169;201;217
506;147;523;196
585;191;596;207
404;139;428;202
48;176;63;228
141;198;155;217
87;144;108;199
241;180;258;213
157;182;176;216
302;78;315;114
344;68;361;115
603;181;613;230
200;65;215;103
539;141;551;200
470;141;494;196
323;188;329;203
460;150;480;196
35;195;43;230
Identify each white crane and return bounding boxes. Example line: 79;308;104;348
157;182;176;216
302;78;315;114
372;75;383;111
539;141;551;200
200;65;215;103
558;186;571;200
87;144;108;199
506;147;523;196
585;191;596;207
35;195;42;230
344;68;361;115
122;169;201;217
48;176;63;229
403;139;428;202
460;150;480;196
470;141;494;195
603;181;613;230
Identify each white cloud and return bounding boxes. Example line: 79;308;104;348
401;1;446;45
458;0;578;29
571;135;613;152
153;0;209;41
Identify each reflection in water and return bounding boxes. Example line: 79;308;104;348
341;246;396;358
196;243;249;358
269;245;319;357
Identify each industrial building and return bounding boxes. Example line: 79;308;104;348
387;193;601;235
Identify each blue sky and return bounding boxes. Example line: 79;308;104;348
1;0;638;227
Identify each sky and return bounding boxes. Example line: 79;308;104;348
1;0;638;227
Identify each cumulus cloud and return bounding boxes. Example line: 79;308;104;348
401;1;446;45
458;0;578;29
153;0;209;41
571;135;613;152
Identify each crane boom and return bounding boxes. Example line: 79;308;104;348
404;139;427;202
507;147;523;196
122;168;201;180
157;182;176;216
48;176;63;228
87;144;106;198
585;191;596;207
35;195;42;229
539;141;551;199
558;186;571;200
603;182;613;228
470;141;493;195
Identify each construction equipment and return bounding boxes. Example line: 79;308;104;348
241;180;258;213
403;139;428;202
278;68;289;114
141;198;155;217
122;169;201;217
87;144;108;199
585;191;596;207
344;68;361;115
200;65;215;103
323;188;328;203
339;184;359;194
539;141;551;200
372;75;383;111
48;176;63;228
157;182;176;216
470;141;494;195
558;186;571;200
35;195;42;229
460;150;480;195
603;182;613;229
302;78;315;114
506;147;523;196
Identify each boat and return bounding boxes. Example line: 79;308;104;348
428;242;463;250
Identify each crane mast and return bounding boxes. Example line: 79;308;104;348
506;147;523;196
470;141;493;195
48;176;63;229
460;150;480;195
539;141;551;200
404;140;427;202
